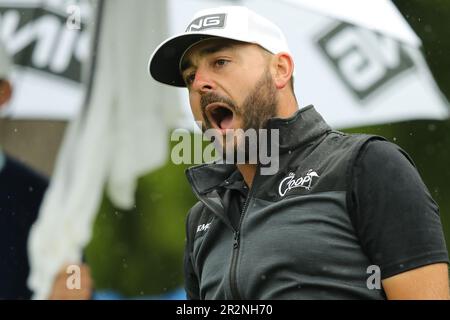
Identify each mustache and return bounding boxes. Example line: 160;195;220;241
200;93;237;113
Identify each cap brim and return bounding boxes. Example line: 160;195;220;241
148;33;218;87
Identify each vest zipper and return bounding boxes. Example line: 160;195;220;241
229;170;258;300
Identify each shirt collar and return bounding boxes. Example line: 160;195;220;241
266;105;331;153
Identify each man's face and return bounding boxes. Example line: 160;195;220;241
180;38;278;156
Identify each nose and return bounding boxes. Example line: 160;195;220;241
191;68;214;94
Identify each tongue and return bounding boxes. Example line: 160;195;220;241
219;114;233;130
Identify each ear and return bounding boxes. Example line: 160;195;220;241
272;53;294;90
0;80;12;108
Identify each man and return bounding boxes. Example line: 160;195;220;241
0;42;91;300
148;6;449;299
0;41;48;299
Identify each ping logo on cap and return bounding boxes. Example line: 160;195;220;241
186;13;227;32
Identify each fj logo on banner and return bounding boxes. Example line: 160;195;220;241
278;170;320;197
186;14;226;32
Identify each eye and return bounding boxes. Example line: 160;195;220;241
215;59;229;67
185;72;195;85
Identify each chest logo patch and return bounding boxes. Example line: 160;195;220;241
196;223;211;233
278;169;320;197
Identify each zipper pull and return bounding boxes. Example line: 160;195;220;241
233;231;240;249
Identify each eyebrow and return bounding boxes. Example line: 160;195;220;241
180;43;234;75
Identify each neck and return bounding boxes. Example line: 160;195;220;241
277;92;299;119
237;163;257;188
237;95;298;188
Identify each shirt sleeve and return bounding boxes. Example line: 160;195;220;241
351;139;449;279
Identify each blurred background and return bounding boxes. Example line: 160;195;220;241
0;0;449;299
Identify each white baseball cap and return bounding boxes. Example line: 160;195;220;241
148;6;292;87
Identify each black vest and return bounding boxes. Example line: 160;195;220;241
184;106;387;299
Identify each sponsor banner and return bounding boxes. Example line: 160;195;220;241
0;0;91;119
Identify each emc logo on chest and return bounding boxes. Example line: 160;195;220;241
196;223;211;233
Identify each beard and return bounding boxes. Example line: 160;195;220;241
200;68;278;163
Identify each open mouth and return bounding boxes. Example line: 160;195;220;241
205;103;235;132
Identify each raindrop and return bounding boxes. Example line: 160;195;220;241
393;137;397;142
428;124;436;132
